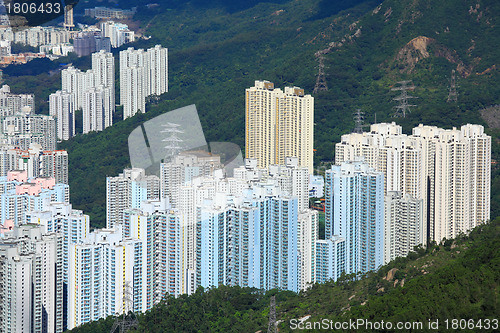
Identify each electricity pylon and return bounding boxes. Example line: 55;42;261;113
392;80;417;118
447;69;458;103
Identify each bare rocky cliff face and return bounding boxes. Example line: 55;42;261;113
392;36;474;77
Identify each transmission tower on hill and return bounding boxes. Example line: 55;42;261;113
267;295;277;333
353;109;369;134
161;122;184;161
392;80;417;118
313;50;329;94
447;69;458;103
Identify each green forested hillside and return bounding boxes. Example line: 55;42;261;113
68;217;500;332
4;0;500;228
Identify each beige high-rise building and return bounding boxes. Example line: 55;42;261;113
335;122;491;243
245;80;314;173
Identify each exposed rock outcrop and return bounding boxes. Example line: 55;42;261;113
392;36;474;77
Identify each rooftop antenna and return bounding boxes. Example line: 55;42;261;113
392;80;417;118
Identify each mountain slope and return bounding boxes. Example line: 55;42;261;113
314;0;500;142
68;217;500;332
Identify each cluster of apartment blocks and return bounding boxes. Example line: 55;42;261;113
49;45;168;141
0;19;135;52
1;109;56;151
103;156;323;296
0;121;490;330
0;85;71;333
92;121;490;322
0;174;84;332
0;26;69;48
0;145;68;184
0;225;64;333
51;50;115;138
0;84;34;118
0;171;69;226
71;21;136;57
119;46;169;119
335;122;491;246
32;154;309;328
100;21;135;48
0;85;56;150
0;85;68;184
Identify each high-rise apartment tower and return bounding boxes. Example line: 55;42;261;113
245;80;314;173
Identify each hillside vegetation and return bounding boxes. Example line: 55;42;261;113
69;216;500;332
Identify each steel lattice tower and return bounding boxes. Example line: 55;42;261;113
161;122;184;161
353;109;369;134
392;80;417;118
267;296;277;333
447;69;458;103
110;282;139;333
313;50;329;93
